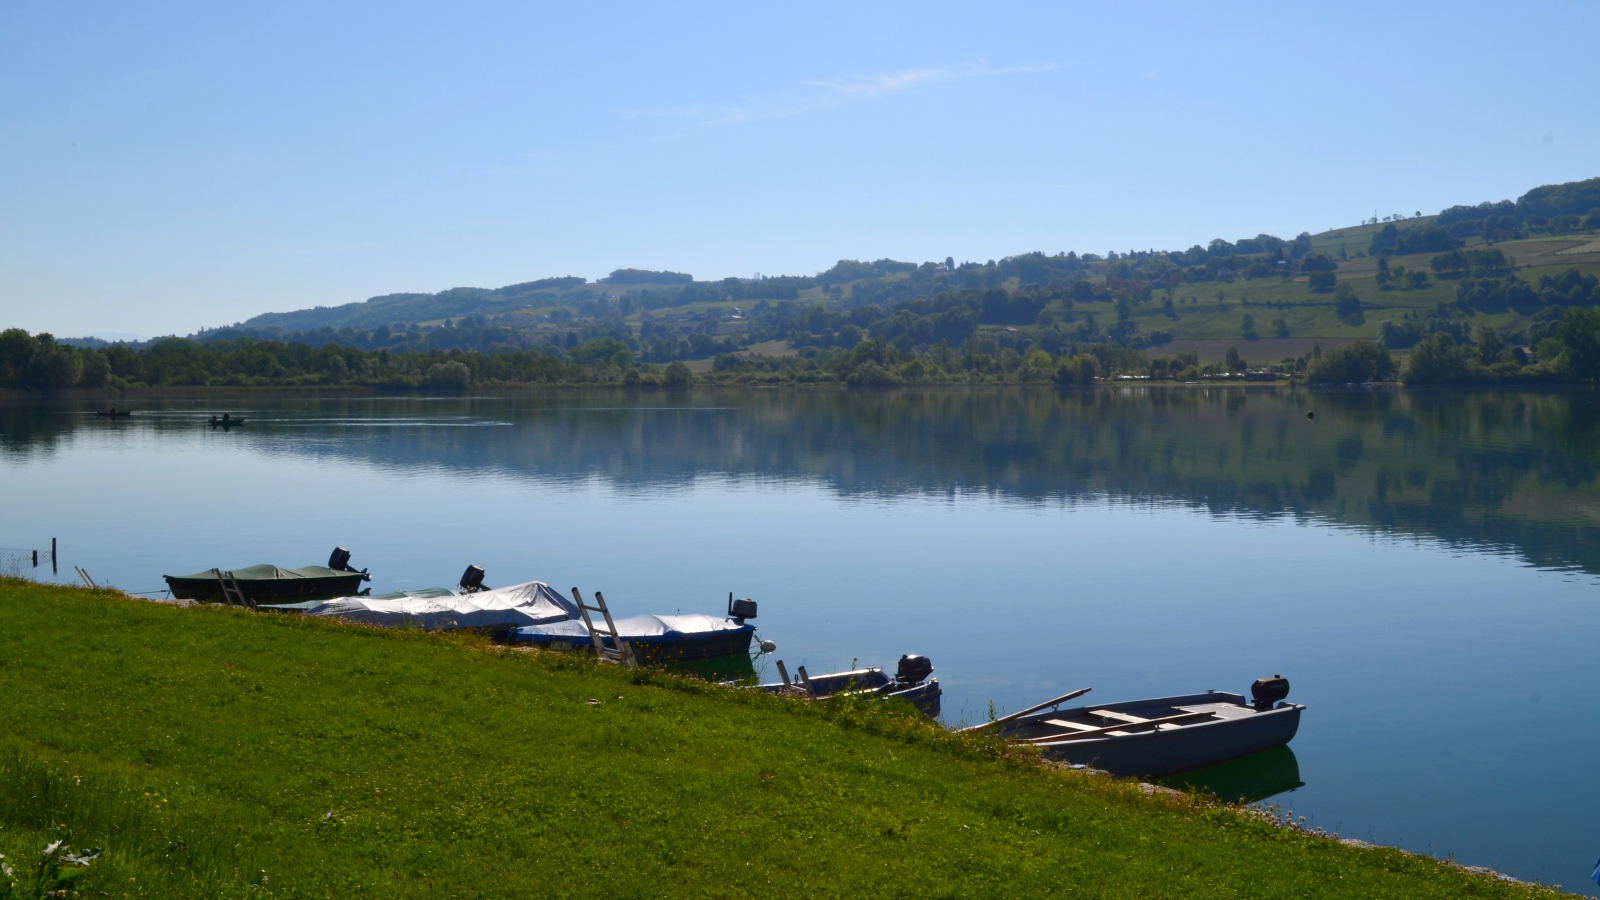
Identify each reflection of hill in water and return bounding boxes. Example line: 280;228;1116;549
6;389;1600;573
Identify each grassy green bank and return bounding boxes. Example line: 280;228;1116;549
0;581;1566;898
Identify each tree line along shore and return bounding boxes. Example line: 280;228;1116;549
8;302;1600;391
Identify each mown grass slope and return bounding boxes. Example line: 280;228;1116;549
0;581;1568;898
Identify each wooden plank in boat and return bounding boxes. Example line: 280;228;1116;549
1175;703;1257;720
1036;714;1100;730
1026;710;1216;744
1090;709;1153;725
1042;719;1100;732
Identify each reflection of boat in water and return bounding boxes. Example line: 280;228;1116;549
1157;745;1304;804
973;677;1302;778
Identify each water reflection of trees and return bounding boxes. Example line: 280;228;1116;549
5;389;1600;573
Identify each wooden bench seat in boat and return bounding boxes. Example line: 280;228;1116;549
1089;709;1155;725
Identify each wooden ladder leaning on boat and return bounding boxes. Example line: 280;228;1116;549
570;588;636;669
211;568;254;609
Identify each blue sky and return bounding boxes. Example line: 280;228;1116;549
3;1;1597;337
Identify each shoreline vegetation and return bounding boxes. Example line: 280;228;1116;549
9;315;1600;393
0;579;1569;898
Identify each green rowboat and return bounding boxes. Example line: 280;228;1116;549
164;564;368;603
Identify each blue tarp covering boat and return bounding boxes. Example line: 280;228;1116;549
509;613;755;663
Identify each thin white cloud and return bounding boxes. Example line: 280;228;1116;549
627;60;1054;128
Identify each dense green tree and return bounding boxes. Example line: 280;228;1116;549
662;360;692;388
423;361;471;389
1400;333;1472;383
1474;326;1505;366
1335;284;1363;325
1309;340;1391;383
1550;308;1600;381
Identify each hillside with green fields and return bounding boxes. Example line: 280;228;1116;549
179;178;1598;363
22;175;1597;388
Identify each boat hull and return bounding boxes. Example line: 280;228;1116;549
995;691;1303;778
164;572;367;602
883;679;942;717
753;669;943;718
1034;701;1301;778
509;614;755;662
593;628;754;663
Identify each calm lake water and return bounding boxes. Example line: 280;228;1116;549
4;387;1599;891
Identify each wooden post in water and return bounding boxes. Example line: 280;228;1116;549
51;538;57;573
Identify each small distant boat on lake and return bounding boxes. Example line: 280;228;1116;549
93;407;132;418
968;676;1302;778
752;654;942;717
208;413;245;427
164;547;371;603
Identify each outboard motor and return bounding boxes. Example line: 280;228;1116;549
727;592;757;623
459;565;488;593
1251;674;1290;711
896;654;934;686
327;547;372;580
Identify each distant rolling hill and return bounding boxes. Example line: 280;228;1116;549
230;276;592;333
197;177;1600;361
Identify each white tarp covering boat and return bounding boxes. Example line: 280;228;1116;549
510;614;755;662
303;580;579;631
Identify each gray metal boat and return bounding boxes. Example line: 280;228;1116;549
971;676;1302;778
754;654;942;717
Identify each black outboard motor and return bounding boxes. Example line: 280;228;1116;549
327;547;372;580
459;565;488;593
727;591;757;623
896;654;934;686
1251;674;1290;711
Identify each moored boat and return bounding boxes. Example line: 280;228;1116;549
972;676;1302;778
508;589;766;662
164;563;369;602
753;654;942;717
163;547;371;603
300;580;579;632
510;613;757;662
93;408;132;417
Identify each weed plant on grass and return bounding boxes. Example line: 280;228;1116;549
0;579;1570;898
